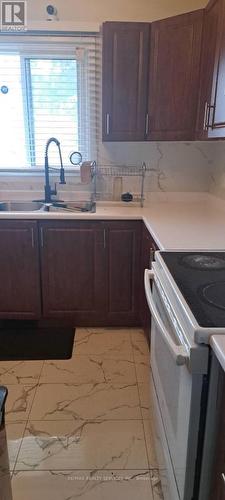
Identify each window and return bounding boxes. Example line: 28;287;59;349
0;36;98;169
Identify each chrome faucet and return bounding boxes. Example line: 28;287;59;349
44;137;66;203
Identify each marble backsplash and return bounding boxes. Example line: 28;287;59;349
208;141;225;200
0;140;219;202
97;141;215;199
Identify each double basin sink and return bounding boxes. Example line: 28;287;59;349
0;200;96;213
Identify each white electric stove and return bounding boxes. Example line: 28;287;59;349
144;251;225;500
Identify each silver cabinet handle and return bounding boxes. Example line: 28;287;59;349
106;113;110;135
203;101;209;131
145;113;149;136
31;228;34;248
208;104;215;130
144;269;188;366
40;227;44;248
149;248;155;268
103;228;106;249
222;473;225;484
203;102;215;130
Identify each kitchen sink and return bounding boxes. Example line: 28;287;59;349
0;200;96;213
0;201;44;212
43;201;96;213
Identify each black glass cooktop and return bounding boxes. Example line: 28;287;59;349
161;252;225;328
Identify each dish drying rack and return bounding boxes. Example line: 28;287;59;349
91;162;146;207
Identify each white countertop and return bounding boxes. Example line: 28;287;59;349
0;192;225;250
210;336;225;372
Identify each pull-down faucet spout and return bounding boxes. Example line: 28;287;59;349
44;137;66;203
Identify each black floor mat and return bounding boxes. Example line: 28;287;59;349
0;327;75;360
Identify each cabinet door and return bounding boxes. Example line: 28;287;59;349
104;221;141;325
39;221;106;323
196;0;223;138
0;221;41;319
148;10;203;140
208;0;225;137
102;22;150;141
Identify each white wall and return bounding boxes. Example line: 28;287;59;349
27;0;207;31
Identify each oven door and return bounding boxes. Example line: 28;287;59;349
145;270;206;500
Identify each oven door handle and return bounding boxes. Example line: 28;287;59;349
144;269;188;366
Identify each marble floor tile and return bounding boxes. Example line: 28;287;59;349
143;419;162;469
15;419;148;471
130;329;149;347
133;340;150;363
150;470;164;499
29;382;142;421
12;469;154;500
0;328;160;498
0;361;43;385
5;422;26;470
135;356;151;384
74;328;133;359
0;422;26;477
40;356;136;385
5;385;37;422
0;361;21;378
138;383;152;419
0;473;13;500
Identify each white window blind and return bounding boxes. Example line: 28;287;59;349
0;35;99;169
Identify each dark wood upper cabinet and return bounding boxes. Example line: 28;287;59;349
0;221;41;319
102;4;225;142
148;10;203;141
102;22;150;141
208;0;225;137
196;0;224;138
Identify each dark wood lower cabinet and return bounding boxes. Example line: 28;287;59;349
39;221;107;324
0;221;41;319
105;221;141;325
39;220;142;326
0;219;154;326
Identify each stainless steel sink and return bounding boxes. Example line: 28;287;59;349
0;200;96;213
0;201;44;212
42;201;96;213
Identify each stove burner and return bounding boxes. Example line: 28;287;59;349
201;281;225;311
180;254;225;270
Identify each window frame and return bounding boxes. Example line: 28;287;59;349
0;33;98;173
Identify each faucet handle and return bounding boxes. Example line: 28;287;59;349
60;168;66;185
